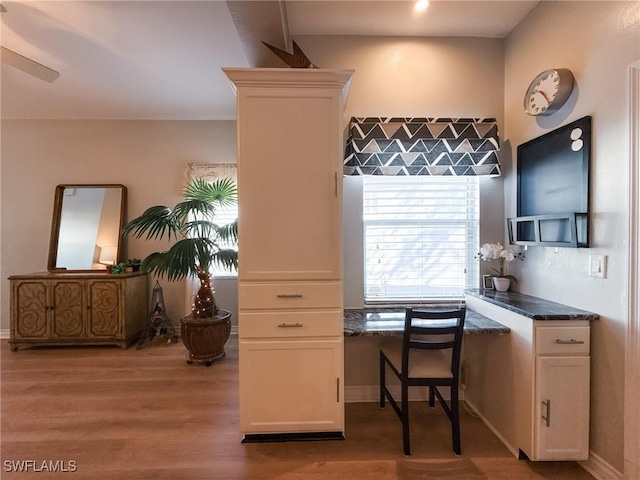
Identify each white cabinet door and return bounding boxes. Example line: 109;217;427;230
239;338;344;434
535;355;590;460
236;89;343;282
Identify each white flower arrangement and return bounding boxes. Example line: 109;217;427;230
477;242;525;281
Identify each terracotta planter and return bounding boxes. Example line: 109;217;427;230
180;309;231;366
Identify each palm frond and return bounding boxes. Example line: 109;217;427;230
184;219;218;239
212;249;239;272
217;220;238;244
141;239;207;281
183;177;238;208
125;177;239;282
173;199;215;223
121;206;181;241
140;252;186;281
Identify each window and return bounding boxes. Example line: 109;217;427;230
363;175;479;302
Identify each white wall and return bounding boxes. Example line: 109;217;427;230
504;1;640;473
1;120;238;329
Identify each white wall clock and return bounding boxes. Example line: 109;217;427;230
524;69;575;116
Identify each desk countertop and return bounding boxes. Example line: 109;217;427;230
465;289;599;321
344;307;510;337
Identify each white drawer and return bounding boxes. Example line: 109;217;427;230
240;311;343;338
535;326;590;355
239;282;341;310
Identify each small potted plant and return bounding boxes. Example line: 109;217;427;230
111;262;127;274
124;258;142;273
122;177;238;365
477;242;524;292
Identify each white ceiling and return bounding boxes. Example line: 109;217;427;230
0;0;539;120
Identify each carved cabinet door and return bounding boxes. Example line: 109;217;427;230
12;280;50;339
87;280;121;338
51;280;85;338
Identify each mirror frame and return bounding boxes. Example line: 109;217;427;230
47;184;127;272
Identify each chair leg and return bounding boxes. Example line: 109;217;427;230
428;385;435;408
451;384;461;455
379;352;386;408
402;382;410;456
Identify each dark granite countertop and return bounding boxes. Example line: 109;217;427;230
344;307;510;337
465;289;599;321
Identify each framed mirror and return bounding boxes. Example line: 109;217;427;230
48;184;127;272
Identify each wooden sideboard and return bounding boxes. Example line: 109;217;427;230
9;272;148;351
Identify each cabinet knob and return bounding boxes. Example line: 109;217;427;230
278;323;303;328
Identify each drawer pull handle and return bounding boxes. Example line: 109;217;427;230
277;294;303;299
555;339;585;345
278;323;303;328
542;399;551;427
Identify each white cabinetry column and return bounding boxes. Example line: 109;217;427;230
224;68;354;440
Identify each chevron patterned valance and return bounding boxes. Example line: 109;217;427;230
343;117;501;176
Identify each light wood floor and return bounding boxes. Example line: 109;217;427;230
1;338;594;480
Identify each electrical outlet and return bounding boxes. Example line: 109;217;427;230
589;254;607;278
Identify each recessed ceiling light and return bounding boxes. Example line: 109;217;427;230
414;0;429;13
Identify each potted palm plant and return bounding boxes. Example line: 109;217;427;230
122;177;238;365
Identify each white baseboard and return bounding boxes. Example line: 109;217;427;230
344;385;452;404
579;451;623;480
1;329;9;340
345;385;379;403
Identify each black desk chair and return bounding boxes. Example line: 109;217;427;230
379;307;466;456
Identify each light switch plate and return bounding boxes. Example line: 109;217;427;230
589;254;607;278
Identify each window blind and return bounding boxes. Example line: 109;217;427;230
363;175;479;302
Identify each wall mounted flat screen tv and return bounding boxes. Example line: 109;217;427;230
511;116;591;247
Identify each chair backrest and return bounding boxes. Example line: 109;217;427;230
401;307;466;378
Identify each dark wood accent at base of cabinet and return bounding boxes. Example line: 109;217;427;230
241;432;345;443
8;337;141;352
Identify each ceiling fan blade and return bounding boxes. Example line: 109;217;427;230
1;46;59;83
